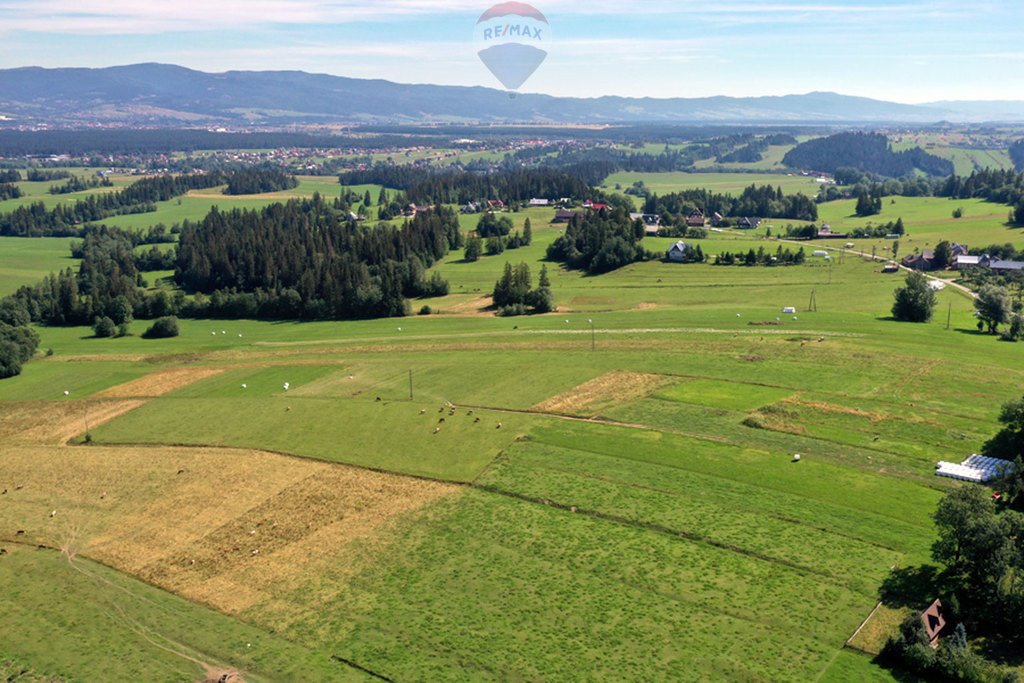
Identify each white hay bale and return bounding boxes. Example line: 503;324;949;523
793;454;802;462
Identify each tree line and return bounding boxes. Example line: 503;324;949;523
175;196;458;320
48;175;113;195
224;168;299;195
713;246;806;266
782;132;954;177
339;165;597;207
0;172;226;237
547;207;656;274
642;184;819;222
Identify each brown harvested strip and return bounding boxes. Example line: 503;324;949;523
94;366;227;399
532;371;671;417
2;400;146;446
0;442;458;626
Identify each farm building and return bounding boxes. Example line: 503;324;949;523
737;217;761;230
882;263;900;273
554;209;579;223
935;455;1015;483
529;198;550;207
711;212;724;227
992;259;1024;272
954;254;986;270
460;202;481;214
816;225;849;239
667;241;690;262
902;251;935;271
686;209;706;227
953;254;1024;272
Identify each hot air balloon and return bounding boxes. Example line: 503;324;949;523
474;2;551;93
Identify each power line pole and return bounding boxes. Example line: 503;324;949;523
808;289;818;313
589;319;595;352
408;369;414;401
946;302;952;331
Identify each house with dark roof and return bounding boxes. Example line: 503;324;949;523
686;209;706;228
737;217;761;230
921;600;947;646
902;250;935;271
554;209;579;223
630;213;662;236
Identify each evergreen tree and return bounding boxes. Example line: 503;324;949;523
464;237;483;262
523;218;533;246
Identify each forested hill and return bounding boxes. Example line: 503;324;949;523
782;132;955;177
0;64;1000;126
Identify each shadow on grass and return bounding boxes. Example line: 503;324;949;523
977;636;1024;668
879;565;940;609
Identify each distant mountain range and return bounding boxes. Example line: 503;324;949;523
1;64;1023;126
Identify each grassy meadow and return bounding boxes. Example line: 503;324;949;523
3;169;1024;680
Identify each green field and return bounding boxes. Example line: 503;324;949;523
0;547;364;682
3;169;1024;680
0;237;78;295
604;171;825;198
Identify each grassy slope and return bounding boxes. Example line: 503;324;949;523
4;171;1024;681
0;237;78;296
0;547;365;682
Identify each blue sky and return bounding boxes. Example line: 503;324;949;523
0;0;1021;102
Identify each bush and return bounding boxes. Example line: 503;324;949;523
142;316;180;339
93;316;117;338
419;305;432;316
892;272;937;322
497;304;531;317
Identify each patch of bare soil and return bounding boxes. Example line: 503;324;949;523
532;371;670;417
443;296;495;317
94;366;226;399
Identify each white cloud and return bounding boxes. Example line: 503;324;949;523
0;0;980;35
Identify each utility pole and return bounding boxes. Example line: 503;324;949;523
408;370;414;401
828;257;834;285
808;289;818;313
946;302;952;331
589;319;595;352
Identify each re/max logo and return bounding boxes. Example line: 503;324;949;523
482;25;544;41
